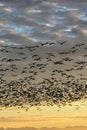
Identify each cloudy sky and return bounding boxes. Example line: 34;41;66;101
0;0;87;45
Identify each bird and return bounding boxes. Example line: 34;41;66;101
58;41;66;45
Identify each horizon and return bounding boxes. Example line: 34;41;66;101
0;126;87;130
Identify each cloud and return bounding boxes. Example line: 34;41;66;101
1;0;87;44
0;115;87;128
0;116;87;122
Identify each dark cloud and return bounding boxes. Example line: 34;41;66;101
0;0;87;43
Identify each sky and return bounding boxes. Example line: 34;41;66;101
0;101;87;128
0;0;87;129
0;0;87;45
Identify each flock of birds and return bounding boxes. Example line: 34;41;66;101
0;40;87;108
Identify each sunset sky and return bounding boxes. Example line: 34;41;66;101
0;100;87;128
